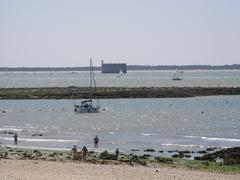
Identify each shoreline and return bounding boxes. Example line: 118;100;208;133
0;143;221;159
0;145;239;174
0;87;240;99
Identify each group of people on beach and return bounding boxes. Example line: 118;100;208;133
12;133;88;162
71;135;120;162
71;135;99;162
72;145;88;162
13;133;118;162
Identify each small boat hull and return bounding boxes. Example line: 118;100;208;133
172;78;182;81
74;105;100;113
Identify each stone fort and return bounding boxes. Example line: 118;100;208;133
101;60;127;73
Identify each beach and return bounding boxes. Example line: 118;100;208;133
1;159;239;180
0;145;240;180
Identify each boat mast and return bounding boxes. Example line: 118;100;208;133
89;58;93;103
92;64;97;92
90;58;100;106
92;59;100;106
90;58;93;88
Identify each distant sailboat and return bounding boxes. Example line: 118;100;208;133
116;68;124;78
172;68;182;80
119;68;123;74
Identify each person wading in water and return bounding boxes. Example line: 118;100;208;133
93;135;99;148
13;133;18;145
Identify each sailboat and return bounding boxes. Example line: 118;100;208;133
74;59;100;113
172;68;182;80
116;68;124;78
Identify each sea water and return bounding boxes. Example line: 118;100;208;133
0;70;240;88
0;96;239;155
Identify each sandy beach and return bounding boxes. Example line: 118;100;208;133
0;159;239;180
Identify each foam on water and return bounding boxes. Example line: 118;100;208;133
1;144;115;153
0;137;80;143
0;128;23;132
201;137;240;142
141;133;152;136
184;136;240;142
161;143;205;148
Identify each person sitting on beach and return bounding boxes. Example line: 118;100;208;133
13;133;18;145
81;146;88;162
93;135;99;148
72;145;78;162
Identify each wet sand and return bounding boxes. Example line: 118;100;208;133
0;159;239;180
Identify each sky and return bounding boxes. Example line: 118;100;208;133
0;0;239;67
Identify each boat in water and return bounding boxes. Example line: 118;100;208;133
74;99;100;113
172;68;182;81
74;59;100;113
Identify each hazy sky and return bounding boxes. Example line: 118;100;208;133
0;0;239;67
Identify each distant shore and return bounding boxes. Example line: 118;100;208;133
1;64;240;71
0;87;240;99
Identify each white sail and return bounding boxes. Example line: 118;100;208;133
172;68;182;80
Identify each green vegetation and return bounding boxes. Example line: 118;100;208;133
174;158;240;173
155;157;174;164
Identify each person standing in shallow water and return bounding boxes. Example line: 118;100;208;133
116;149;119;161
81;146;88;162
13;133;18;145
93;135;99;148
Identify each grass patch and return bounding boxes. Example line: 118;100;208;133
174;158;240;173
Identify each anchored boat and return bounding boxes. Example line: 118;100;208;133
74;59;100;113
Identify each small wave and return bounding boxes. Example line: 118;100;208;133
183;136;197;139
3;126;18;128
0;137;80;143
161;143;205;148
0;128;23;132
201;137;240;142
141;133;154;136
2;145;115;153
3;145;71;151
184;136;240;142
